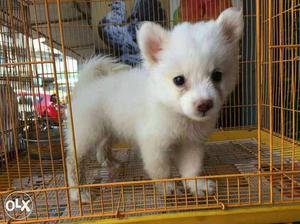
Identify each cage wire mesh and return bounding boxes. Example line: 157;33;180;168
0;0;299;223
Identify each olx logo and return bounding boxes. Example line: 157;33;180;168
4;192;33;220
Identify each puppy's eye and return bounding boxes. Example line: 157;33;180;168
211;70;222;83
173;75;185;86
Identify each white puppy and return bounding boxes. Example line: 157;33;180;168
66;8;243;202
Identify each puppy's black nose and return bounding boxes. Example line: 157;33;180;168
197;100;213;114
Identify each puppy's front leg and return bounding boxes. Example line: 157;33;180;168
141;143;171;179
175;142;215;196
139;140;174;193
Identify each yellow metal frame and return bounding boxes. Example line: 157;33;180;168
81;204;300;224
114;129;300;160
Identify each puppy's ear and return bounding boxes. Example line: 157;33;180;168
217;7;244;43
137;22;169;65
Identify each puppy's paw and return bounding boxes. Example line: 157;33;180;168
155;182;181;195
206;180;216;195
69;189;91;203
69;189;79;202
80;190;91;203
187;179;216;196
96;151;104;164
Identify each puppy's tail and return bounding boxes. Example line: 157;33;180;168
77;56;131;88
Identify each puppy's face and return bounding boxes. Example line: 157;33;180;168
138;8;244;121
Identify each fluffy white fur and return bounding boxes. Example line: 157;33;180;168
66;8;244;202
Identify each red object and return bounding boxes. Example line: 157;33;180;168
45;103;59;121
17;92;64;124
180;0;232;22
36;94;51;117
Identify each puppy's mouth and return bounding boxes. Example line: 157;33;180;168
200;111;207;117
186;113;213;122
196;115;212;121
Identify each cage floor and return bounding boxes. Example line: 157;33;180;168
1;138;300;223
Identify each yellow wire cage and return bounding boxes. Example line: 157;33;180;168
0;0;300;223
